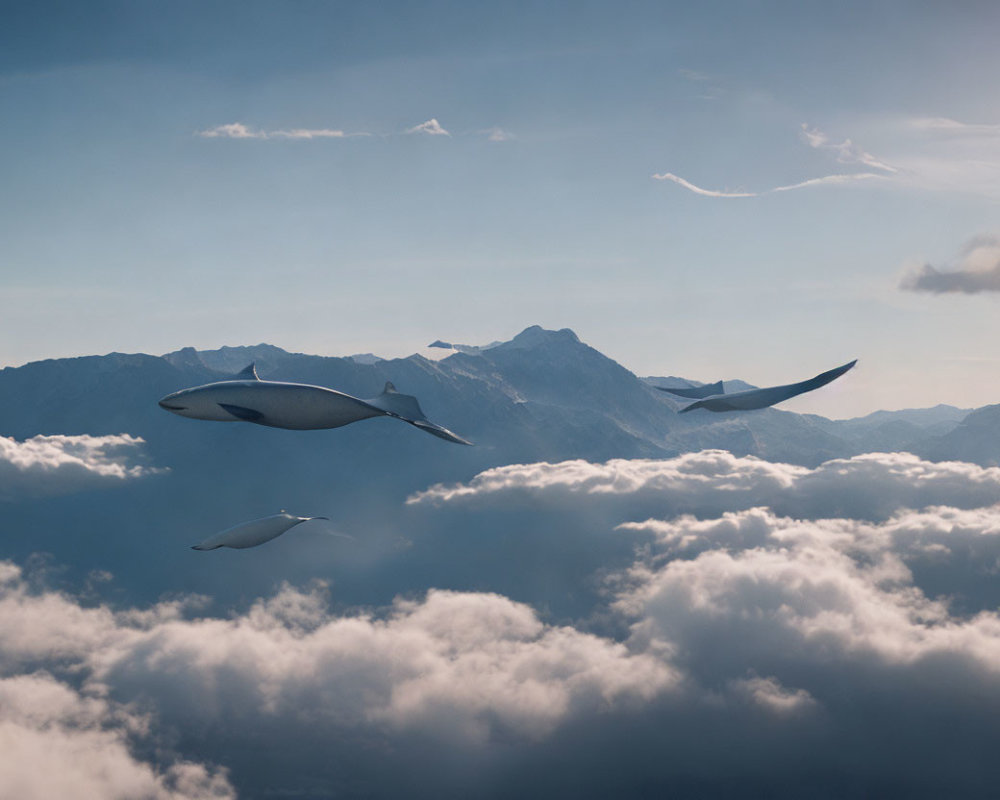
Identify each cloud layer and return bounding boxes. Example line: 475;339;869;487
5;447;1000;795
0;433;160;501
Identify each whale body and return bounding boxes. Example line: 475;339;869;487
678;360;857;413
192;512;328;551
159;363;471;444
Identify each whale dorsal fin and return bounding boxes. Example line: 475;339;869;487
236;362;259;380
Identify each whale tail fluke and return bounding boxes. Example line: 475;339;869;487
364;383;473;445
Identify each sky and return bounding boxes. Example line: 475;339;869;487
3;0;1000;417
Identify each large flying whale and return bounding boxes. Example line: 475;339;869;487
192;512;328;550
159;363;472;444
671;359;857;413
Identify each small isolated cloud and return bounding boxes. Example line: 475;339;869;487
197;123;364;140
901;235;1000;294
406;118;450;136
482;126;513;142
728;675;818;715
0;433;161;501
270;128;350;139
197;123;266;139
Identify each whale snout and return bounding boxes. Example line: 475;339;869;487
158;393;187;412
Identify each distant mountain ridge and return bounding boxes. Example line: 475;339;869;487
1;325;998;610
1;325;992;467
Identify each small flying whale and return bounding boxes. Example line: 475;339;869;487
192;512;328;551
671;359;857;413
159;363;472;444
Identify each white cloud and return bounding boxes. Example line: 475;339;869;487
0;433;160;501
654;170;884;198
728;675;818;715
655;123;895;199
409;450;1000;522
651;172;757;197
0;672;233;800
908;117;1000;136
405;118;450;136
771;172;885;191
482;126;513;142
801;124;898;173
196;123;266;139
197;123;365;140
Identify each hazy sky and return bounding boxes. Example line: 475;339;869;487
3;1;1000;417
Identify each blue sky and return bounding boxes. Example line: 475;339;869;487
3;1;1000;416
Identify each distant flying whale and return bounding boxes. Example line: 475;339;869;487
671;360;857;413
192;512;328;550
159;363;472;444
656;380;725;400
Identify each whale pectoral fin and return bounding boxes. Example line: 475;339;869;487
218;403;266;423
407;418;474;445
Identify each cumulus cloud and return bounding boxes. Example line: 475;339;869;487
0;433;160;501
900;235;1000;294
0;671;233;799
409;449;1000;522
9;445;1000;795
406;118;450;136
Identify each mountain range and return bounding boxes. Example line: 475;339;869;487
1;325;996;612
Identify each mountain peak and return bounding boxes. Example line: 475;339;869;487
505;326;581;349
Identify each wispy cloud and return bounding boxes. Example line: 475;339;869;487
900;235;1000;294
405;118;450;136
481;126;514;142
909;117;1000;135
197;122;366;139
772;172;884;191
651;173;757;198
198;122;266;139
801;124;897;173
653;170;885;198
655;122;895;199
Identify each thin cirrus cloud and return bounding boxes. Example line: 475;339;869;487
900;235;1000;294
197;122;365;139
652;170;883;197
800;123;898;173
197;118;514;141
655;122;894;198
